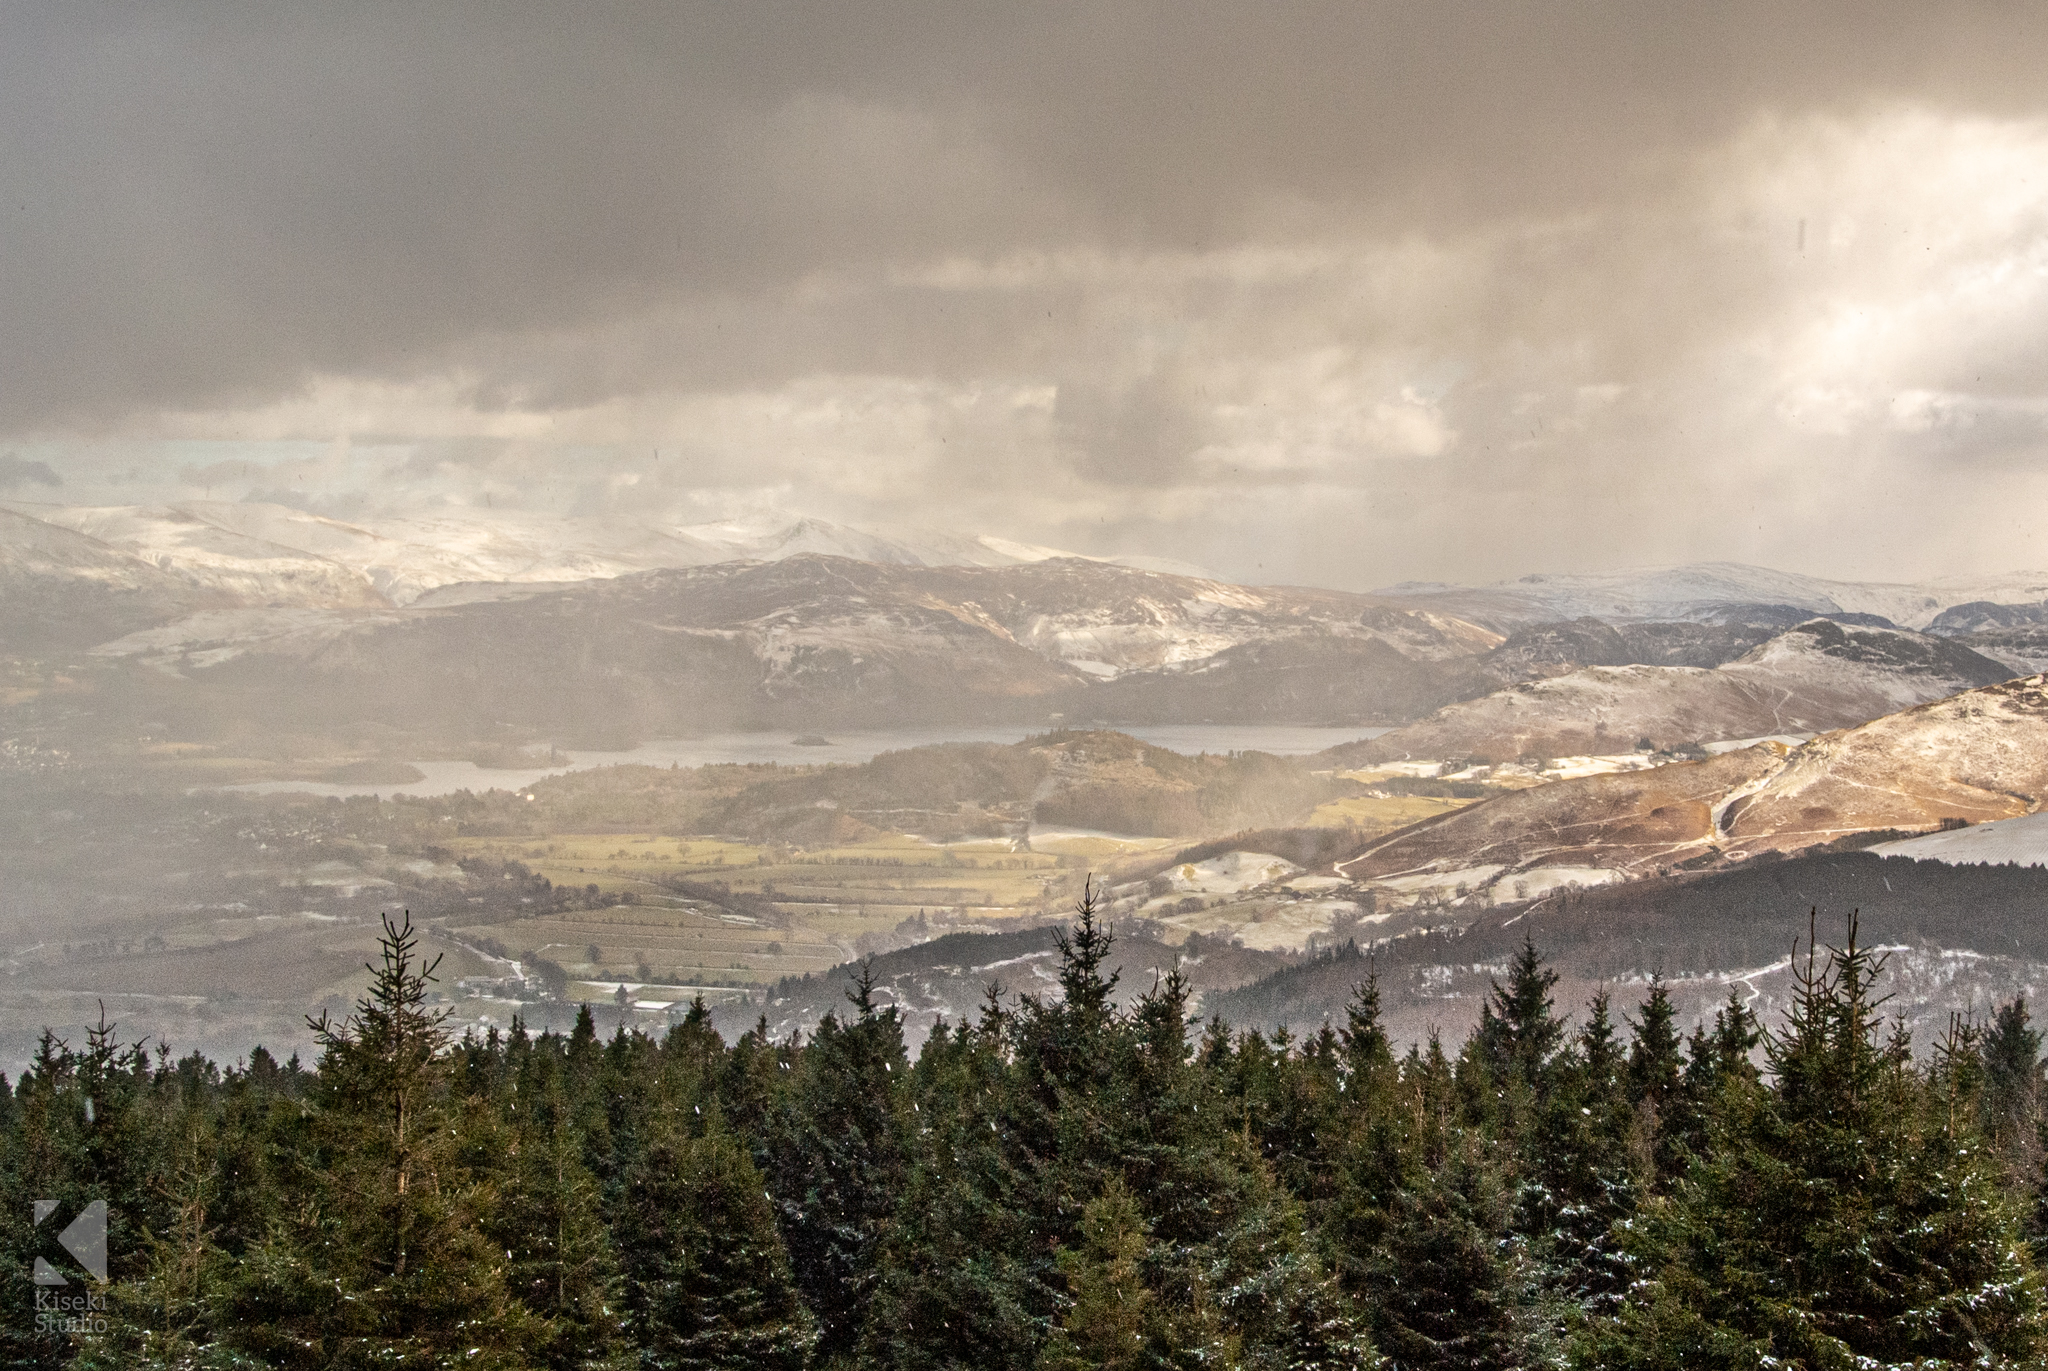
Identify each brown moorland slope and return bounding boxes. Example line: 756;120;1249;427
1326;673;2048;893
1334;745;1788;882
1722;673;2048;848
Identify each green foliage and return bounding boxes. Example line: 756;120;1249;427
11;904;2048;1370
762;965;911;1359
1585;915;2048;1369
615;1118;817;1371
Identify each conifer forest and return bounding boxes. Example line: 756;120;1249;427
7;890;2048;1371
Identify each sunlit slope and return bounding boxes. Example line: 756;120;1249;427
1332;673;2048;885
1335;746;1787;881
1723;673;2048;846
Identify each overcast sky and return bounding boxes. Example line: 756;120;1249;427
4;2;2048;590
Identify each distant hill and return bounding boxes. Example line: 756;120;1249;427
1326;619;2014;764
723;921;1287;1050
1207;850;2048;1049
12;507;2048;762
1322;672;2048;909
57;556;1503;746
699;730;1356;843
1374;560;2048;631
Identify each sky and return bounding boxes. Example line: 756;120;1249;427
4;2;2048;591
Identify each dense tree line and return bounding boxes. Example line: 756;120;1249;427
5;895;2048;1369
1210;851;2048;1032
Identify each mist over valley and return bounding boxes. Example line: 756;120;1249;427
10;504;2048;1067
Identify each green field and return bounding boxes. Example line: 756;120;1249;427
442;831;1149;984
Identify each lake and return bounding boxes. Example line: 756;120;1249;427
222;723;1393;799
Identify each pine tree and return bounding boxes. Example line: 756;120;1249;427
1037;1178;1168;1371
1364;1136;1524;1371
614;1114;817;1371
489;1043;623;1369
1518;992;1636;1323
1478;934;1565;1092
1585;914;2048;1368
225;910;538;1369
865;882;1376;1370
1623;977;1688;1187
1979;994;2048;1226
764;963;911;1360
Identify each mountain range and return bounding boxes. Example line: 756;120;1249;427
0;499;1208;613
70;555;1495;745
1374;560;2048;632
11;499;2048;762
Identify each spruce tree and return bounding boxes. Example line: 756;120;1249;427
1036;1178;1168;1371
1979;994;2048;1225
765;964;911;1360
225;910;538;1369
489;1043;622;1369
1585;915;2048;1368
613;1114;817;1371
1623;977;1688;1187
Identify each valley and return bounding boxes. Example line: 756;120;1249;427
12;509;2048;1067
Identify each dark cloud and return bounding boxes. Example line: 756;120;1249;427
1055;375;1205;486
6;2;2048;430
9;4;2048;586
0;454;60;490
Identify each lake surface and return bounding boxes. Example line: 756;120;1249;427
222;723;1393;799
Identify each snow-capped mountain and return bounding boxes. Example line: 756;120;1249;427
0;500;1210;612
1375;560;2048;631
0;506;228;651
71;556;1498;743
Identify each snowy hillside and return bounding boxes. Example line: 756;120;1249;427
0;500;1212;612
1330;671;2048;905
1722;673;2048;846
5;502;389;607
1336;620;2013;764
1868;812;2048;867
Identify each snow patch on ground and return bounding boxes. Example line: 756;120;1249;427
1703;734;1811;754
1869;812;2048;867
1164;852;1304;894
1361;865;1508;901
1152;898;1357;953
1500;867;1625;900
1283;875;1353;892
1540;753;1666;780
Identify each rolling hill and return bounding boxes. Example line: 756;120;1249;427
1329;619;2015;764
1374;560;2048;631
1324;672;2048;909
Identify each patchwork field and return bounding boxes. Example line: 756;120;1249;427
459;900;844;985
440;830;1175;985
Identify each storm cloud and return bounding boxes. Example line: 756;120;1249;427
7;3;2048;588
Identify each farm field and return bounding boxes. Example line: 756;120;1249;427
441;830;1179;985
456;899;843;987
1303;792;1482;830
